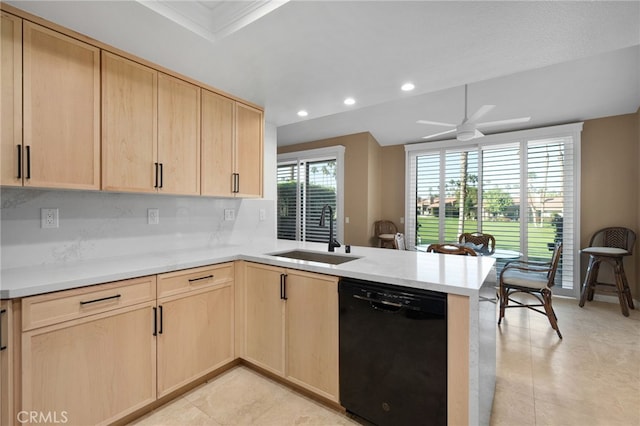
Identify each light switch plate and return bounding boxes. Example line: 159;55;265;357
41;208;59;228
259;208;266;221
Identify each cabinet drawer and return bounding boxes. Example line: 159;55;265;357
157;263;234;298
22;275;157;331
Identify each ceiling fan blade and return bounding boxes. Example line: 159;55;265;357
467;105;495;123
422;128;457;139
473;129;484;138
416;119;456;127
476;116;531;128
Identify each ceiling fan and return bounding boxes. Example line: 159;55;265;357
417;84;531;142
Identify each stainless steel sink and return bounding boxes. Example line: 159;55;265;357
268;249;361;265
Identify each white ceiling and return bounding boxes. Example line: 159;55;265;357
8;1;640;146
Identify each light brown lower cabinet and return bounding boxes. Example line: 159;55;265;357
14;260;341;425
18;264;236;425
241;262;339;402
243;263;286;376
156;264;235;397
21;276;158;426
1;299;15;426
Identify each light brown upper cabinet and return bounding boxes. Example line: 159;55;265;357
4;20;101;189
201;90;263;198
1;12;22;187
102;52;200;195
234;103;263;197
201;89;235;197
157;73;201;195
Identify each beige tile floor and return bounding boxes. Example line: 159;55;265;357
130;297;640;426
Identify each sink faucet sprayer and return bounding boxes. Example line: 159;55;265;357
319;204;341;252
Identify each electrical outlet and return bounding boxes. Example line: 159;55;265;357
345;216;350;224
259;208;266;221
400;217;405;224
41;208;59;228
148;208;159;225
224;209;235;221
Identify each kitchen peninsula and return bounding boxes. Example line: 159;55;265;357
1;241;496;426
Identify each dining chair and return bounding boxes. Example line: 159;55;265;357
579;227;636;316
374;220;398;249
458;232;496;255
498;242;563;338
426;243;477;256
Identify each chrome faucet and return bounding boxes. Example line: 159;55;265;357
319;204;341;252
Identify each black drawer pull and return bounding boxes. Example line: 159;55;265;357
280;273;288;300
154;163;159;188
17;145;21;179
159;163;163;188
188;274;214;284
80;294;122;306
153;307;158;336
26;145;31;179
158;305;163;334
0;308;6;351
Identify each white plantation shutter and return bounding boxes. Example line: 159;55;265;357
406;124;581;296
277;146;345;244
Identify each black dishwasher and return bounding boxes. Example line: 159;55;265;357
339;278;447;426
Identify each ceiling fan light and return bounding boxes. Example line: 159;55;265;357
456;129;476;142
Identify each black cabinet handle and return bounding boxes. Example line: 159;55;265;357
280;273;288;300
188;274;214;284
152;307;158;336
159;163;163;188
79;294;121;306
26;146;31;179
0;308;6;351
16;145;21;179
158;305;163;334
154;163;159;188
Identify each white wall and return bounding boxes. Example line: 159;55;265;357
0;122;278;270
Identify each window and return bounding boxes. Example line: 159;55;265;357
277;146;345;243
406;124;582;296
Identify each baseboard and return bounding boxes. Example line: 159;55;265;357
591;293;640;306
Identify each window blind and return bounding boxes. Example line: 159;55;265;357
406;124;581;296
277;157;338;243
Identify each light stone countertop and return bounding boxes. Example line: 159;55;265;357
0;239;496;299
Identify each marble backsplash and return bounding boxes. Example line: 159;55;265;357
0;187;276;270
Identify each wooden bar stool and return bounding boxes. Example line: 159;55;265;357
579;227;636;316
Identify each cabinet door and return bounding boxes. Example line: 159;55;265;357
157;284;234;397
1;300;14;426
158;73;201;195
286;270;339;401
234;103;263;198
244;263;285;375
201;89;234;197
0;13;22;187
102;52;158;193
22;302;157;426
23;22;100;190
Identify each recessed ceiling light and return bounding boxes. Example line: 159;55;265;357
344;97;356;106
401;82;415;91
297;110;308;117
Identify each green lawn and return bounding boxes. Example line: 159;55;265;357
416;215;557;259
